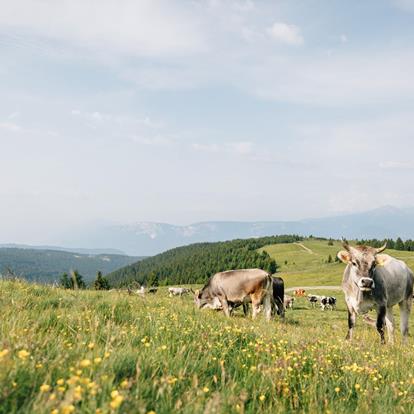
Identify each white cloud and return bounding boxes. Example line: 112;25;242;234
340;34;348;43
267;22;304;45
0;0;206;58
0;122;22;132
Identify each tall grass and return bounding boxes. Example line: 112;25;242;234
1;280;414;413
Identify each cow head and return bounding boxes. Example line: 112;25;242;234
194;288;210;308
337;241;387;292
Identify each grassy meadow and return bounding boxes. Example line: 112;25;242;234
2;240;414;413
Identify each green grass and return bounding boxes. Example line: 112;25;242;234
259;239;414;288
2;279;414;414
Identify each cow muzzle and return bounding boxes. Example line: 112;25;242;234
358;277;375;291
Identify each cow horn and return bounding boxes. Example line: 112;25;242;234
342;238;351;251
375;242;387;254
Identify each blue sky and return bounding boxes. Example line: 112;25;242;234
1;0;414;244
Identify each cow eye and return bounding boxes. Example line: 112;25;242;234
352;261;357;267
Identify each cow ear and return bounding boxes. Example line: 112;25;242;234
376;254;391;267
337;250;351;263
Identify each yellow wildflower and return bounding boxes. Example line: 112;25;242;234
121;380;129;389
94;357;102;364
87;342;95;349
355;384;361;390
40;384;51;392
80;359;91;368
0;349;9;358
57;379;64;386
259;394;266;401
335;387;340;393
61;405;75;414
110;395;124;409
203;387;209;393
18;350;30;360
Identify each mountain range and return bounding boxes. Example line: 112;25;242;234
61;206;414;256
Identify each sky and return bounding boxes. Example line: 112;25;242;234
1;0;414;244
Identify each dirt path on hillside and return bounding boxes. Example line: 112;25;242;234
285;285;341;292
293;242;315;254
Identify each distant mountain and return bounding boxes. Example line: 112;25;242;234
0;248;142;284
0;244;126;256
68;206;414;256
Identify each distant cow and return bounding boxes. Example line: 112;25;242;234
338;241;413;344
284;294;295;309
148;287;158;294
320;296;336;311
168;287;193;297
307;294;322;308
294;289;306;297
194;269;275;320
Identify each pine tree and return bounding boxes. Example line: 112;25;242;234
147;271;159;287
94;271;110;290
70;270;86;289
395;237;404;251
60;272;71;289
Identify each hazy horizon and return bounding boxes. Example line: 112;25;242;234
2;0;414;245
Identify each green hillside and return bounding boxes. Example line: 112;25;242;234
107;235;301;286
0;248;141;284
259;238;414;288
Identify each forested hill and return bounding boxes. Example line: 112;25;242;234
107;235;301;287
0;248;141;284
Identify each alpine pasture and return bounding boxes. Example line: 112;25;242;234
2;240;414;413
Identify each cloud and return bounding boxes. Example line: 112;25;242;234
379;161;414;170
267;22;304;45
0;0;206;58
0;121;22;132
340;34;348;43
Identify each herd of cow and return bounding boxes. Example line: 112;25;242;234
192;241;413;344
130;242;413;344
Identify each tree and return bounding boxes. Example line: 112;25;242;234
60;272;71;288
395;237;404;251
327;239;334;246
94;271;110;290
147;271;159;287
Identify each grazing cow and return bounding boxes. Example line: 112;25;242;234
168;287;193;297
338;241;413;344
194;269;275;320
320;296;336;311
208;276;285;318
307;294;322;308
284;294;295;309
148;287;158;294
294;289;306;297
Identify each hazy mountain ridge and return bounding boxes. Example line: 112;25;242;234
72;206;414;255
0;248;142;283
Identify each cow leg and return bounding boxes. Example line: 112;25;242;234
385;308;395;345
376;306;386;344
346;309;356;341
399;299;411;343
217;295;231;317
242;302;249;317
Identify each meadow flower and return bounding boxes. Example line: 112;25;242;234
88;342;95;349
94;357;102;364
40;384;51;392
0;349;9;358
203;387;209;393
51;409;59;414
121;379;129;389
61;405;75;414
355;384;361;391
335;387;340;393
110;395;124;409
80;359;91;368
18;350;30;360
259;394;266;401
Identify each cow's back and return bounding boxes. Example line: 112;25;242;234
375;256;414;306
211;269;270;302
